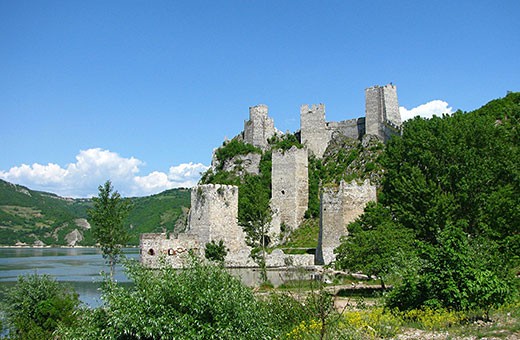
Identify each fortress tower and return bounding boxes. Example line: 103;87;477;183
271;146;309;232
365;84;402;141
187;184;247;255
243;105;276;149
316;180;377;265
300;104;330;158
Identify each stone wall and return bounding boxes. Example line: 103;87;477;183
271;146;308;231
327;117;366;141
243;104;276;149
316;179;377;265
300;104;330;158
140;233;200;268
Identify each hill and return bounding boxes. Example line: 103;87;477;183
0;180;191;246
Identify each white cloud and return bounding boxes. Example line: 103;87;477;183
0;148;209;198
399;100;453;121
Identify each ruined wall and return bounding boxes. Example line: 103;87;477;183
300;104;330;158
365;84;401;141
327;117;366;141
140;233;200;268
243;104;276;149
316;179;377;265
271;146;308;231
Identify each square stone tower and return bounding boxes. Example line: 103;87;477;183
271;146;308;231
365;84;402;141
300;104;330;158
243;104;276;149
187;184;247;255
316;179;377;265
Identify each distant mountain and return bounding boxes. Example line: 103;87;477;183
0;179;191;246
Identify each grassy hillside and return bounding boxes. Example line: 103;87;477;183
0;180;191;246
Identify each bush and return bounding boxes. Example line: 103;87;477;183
3;273;79;339
59;259;290;339
386;224;511;315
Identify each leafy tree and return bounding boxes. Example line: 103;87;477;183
88;180;131;279
387;224;511;313
3;273;79;339
238;174;272;282
335;202;415;289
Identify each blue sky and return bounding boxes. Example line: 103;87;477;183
1;1;518;197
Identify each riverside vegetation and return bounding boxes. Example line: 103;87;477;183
1;92;519;338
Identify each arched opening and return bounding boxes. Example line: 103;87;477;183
168;248;175;256
148;248;155;256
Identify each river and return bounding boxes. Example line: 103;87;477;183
0;247;139;307
0;247;314;308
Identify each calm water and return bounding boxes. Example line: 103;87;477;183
0;247;315;308
0;247;139;307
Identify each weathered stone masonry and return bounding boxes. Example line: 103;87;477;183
141;84;401;268
316;179;377;265
271;146;309;232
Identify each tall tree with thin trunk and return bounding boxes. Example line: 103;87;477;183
88;180;130;279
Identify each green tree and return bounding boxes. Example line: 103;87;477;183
88;180;131;279
387;224;511;313
335;202;415;289
3;273;79;339
238;175;272;282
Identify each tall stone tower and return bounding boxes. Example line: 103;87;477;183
365;84;402;141
243;104;276;149
187;184;247;255
300;104;330;158
271;146;309;231
316;180;377;265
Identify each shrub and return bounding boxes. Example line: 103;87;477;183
3;273;79;339
60;259;287;339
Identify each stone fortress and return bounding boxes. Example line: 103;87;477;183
141;84;401;268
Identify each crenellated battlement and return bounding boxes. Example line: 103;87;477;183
243;104;276;149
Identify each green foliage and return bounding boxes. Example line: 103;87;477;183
281;218;319;249
370;92;520;313
382;94;519;248
88;180;131;278
238;175;272;247
59;259;294;339
204;239;228;264
0;179;91;246
386;224;511;312
335;202;416;289
268;133;303;151
214;139;262;170
2;273;79;339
